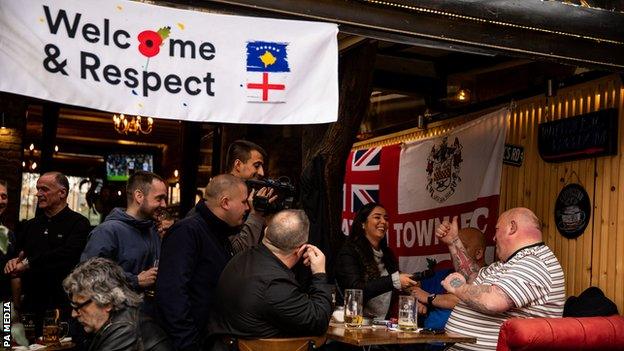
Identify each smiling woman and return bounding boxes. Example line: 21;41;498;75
335;202;418;319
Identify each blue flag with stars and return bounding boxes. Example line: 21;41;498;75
246;41;290;72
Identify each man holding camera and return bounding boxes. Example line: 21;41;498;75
225;140;277;253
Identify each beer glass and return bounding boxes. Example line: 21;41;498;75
344;289;363;328
42;309;68;345
20;313;36;345
144;258;159;298
398;295;418;331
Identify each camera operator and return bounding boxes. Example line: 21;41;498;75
225;140;277;253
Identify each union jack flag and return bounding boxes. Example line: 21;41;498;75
351;147;381;171
343;147;383;216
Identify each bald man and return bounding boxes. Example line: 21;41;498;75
436;208;565;351
410;227;486;330
156;174;250;351
209;210;332;349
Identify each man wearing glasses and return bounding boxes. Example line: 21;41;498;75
63;257;172;350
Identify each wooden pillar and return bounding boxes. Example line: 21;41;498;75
179;121;202;217
40;102;60;174
301;40;378;262
0;93;28;230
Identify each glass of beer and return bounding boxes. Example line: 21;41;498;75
42;309;68;345
344;289;363;328
398;295;418;331
20;313;36;345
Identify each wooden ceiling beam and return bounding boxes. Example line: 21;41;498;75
374;55;438;78
194;0;624;71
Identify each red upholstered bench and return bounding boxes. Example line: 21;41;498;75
496;315;624;351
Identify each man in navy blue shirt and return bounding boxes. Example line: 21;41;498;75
81;171;167;296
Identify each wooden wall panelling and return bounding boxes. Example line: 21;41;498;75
615;82;624;310
505;75;623;311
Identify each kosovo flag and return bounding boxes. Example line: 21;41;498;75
246;41;290;72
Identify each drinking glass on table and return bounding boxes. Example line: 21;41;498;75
344;289;363;328
20;313;36;345
398;295;418;331
42;309;68;345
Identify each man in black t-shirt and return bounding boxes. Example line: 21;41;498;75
4;172;90;322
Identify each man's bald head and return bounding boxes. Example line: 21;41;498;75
495;207;543;261
205;174;245;205
458;227;486;264
264;210;309;254
504;207;542;240
204;174;249;227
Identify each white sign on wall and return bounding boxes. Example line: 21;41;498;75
0;0;339;124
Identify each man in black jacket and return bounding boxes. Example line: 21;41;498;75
208;209;332;348
156;174;249;351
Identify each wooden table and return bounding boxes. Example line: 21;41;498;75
326;324;476;347
44;341;75;350
13;341;76;351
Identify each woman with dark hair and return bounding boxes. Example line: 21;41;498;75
335;202;417;319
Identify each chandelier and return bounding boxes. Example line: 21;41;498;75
112;114;154;135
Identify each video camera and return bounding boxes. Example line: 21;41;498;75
245;177;296;213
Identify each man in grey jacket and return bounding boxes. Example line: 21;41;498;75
80;171;167;292
225;140;276;253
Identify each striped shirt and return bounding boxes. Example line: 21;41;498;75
446;243;565;351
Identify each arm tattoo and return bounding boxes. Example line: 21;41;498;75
460;285;514;314
449;239;480;281
450;277;463;288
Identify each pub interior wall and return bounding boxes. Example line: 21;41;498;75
501;74;624;313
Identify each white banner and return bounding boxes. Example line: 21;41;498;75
398;109;508;214
0;0;338;124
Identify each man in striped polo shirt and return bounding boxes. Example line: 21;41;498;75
436;207;565;351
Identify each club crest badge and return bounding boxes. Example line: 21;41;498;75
426;137;463;202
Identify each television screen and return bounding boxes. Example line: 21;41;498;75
106;153;153;181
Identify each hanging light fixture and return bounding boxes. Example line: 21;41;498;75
456;89;471;102
112;114;154;135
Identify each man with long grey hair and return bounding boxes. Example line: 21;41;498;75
63;257;172;351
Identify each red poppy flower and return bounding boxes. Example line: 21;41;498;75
138;30;163;58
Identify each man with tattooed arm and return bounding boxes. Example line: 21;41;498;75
436;207;565;351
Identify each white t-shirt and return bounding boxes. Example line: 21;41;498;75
446;243;565;351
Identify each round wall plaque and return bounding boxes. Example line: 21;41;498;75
554;183;591;239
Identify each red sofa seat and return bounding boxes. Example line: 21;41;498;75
496;315;624;351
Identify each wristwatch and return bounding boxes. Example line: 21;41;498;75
427;293;437;307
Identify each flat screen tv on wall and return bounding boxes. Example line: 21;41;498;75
106;153;153;181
